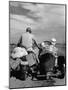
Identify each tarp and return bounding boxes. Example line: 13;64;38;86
11;47;28;58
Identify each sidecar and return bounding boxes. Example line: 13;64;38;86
34;41;65;80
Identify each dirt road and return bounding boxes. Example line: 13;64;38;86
9;76;65;89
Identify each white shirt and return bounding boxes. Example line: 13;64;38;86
22;32;35;49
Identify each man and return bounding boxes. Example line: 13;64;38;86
17;27;39;78
18;27;38;49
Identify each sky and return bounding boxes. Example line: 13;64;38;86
9;1;65;44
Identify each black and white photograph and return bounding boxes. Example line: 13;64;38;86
9;1;66;89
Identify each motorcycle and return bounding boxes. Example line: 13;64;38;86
10;43;65;81
10;46;39;80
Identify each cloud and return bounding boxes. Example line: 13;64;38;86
10;14;35;24
10;2;65;43
10;14;40;30
10;1;19;7
21;3;65;30
10;14;40;43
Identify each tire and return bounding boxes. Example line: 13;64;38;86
57;56;65;79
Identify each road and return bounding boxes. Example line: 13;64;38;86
9;76;65;89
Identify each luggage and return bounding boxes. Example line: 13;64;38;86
26;53;37;66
